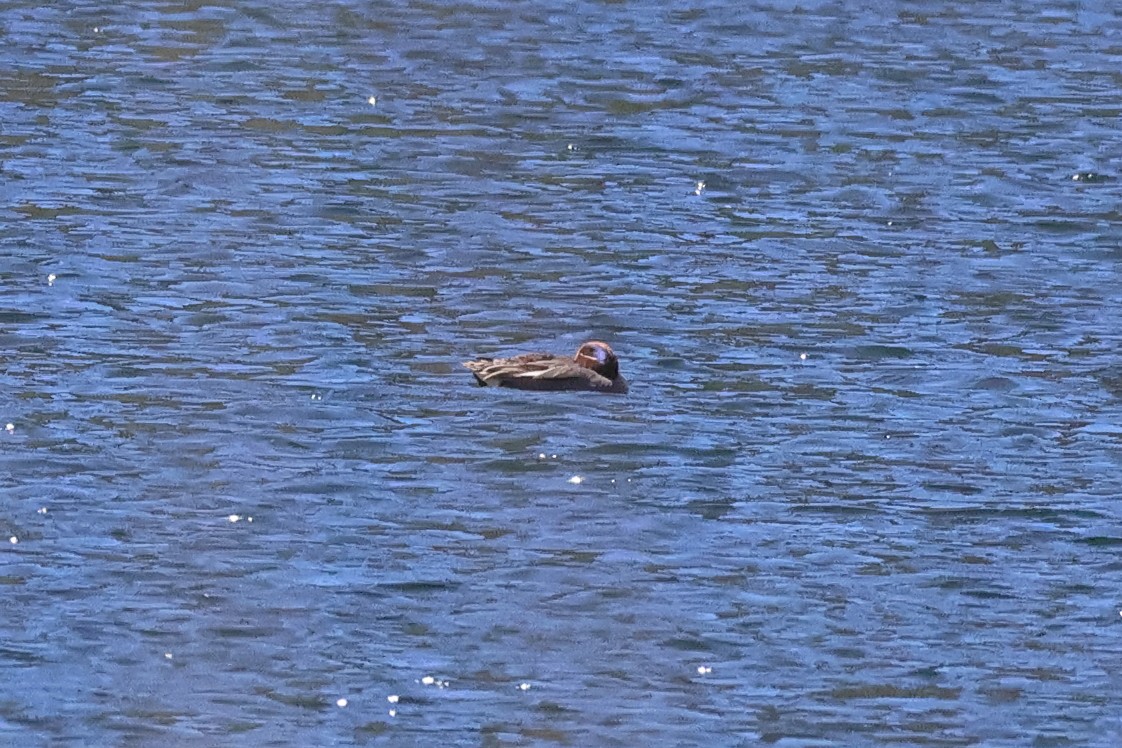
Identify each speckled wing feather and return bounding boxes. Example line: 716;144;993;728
463;354;616;391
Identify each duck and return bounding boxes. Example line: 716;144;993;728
463;341;628;394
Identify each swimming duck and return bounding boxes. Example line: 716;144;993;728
463;341;628;394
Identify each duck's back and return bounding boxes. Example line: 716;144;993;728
463;353;623;392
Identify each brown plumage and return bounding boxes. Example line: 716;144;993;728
463;341;628;394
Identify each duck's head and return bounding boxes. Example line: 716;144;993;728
574;341;620;380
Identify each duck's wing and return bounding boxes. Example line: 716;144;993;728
462;353;553;386
463;354;615;391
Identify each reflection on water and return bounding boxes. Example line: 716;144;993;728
2;0;1122;744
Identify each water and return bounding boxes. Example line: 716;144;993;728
3;0;1122;744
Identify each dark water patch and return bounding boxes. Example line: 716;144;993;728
1079;536;1122;548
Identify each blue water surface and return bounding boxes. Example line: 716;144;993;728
2;0;1122;745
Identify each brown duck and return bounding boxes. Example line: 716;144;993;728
463;341;628;394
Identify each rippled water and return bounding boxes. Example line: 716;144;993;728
3;0;1122;744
